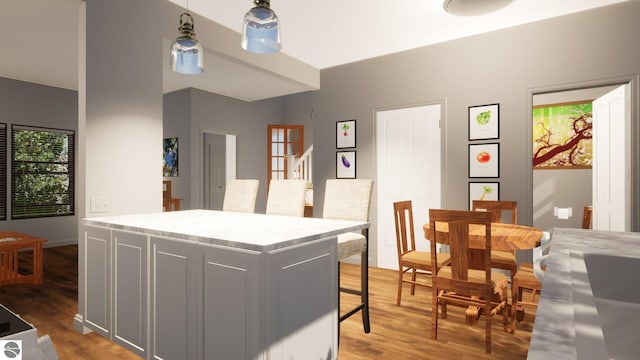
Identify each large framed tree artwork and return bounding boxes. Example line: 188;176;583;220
532;101;592;169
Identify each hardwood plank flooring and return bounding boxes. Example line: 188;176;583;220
0;246;534;359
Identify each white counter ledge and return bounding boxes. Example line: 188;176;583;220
528;228;640;360
83;209;368;252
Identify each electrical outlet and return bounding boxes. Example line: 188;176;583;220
90;196;110;213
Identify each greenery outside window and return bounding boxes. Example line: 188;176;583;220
0;124;6;220
11;125;75;219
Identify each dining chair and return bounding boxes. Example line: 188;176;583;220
394;200;450;305
222;179;260;213
265;179;308;217
582;205;593;229
472;200;518;290
429;209;509;354
323;179;373;334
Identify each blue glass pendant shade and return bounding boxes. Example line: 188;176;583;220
171;13;204;74
242;2;281;54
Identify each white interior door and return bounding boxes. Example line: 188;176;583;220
592;84;630;231
376;104;441;270
202;133;237;210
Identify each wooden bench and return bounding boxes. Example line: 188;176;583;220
0;231;46;286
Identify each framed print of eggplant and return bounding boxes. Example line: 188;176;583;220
469;143;499;178
469;103;499;140
336;151;356;178
163;137;178;177
336;120;356;149
468;182;499;210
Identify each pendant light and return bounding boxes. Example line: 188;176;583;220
171;1;203;74
443;0;516;16
242;0;281;54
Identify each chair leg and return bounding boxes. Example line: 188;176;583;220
511;276;519;333
396;266;403;306
485;299;492;354
431;291;439;340
360;244;371;333
410;269;417;295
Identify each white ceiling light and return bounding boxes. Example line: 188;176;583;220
443;0;516;16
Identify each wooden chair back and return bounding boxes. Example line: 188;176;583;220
582;205;593;229
393;200;416;259
429;209;493;292
472;200;517;224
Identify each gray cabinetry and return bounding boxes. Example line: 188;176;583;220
78;211;366;360
83;226;111;338
149;236;201;360
113;230;147;357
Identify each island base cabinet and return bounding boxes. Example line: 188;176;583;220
80;224;342;360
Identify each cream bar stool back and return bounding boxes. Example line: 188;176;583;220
323;179;373;334
222;179;260;213
265;179;308;217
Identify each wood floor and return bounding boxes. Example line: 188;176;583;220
0;246;535;359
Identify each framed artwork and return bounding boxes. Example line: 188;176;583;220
469;143;499;178
336;120;356;149
533;101;592;169
469;182;499;210
469;103;499;140
336;151;356;178
163;137;179;177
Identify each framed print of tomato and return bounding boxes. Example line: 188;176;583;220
469;143;499;178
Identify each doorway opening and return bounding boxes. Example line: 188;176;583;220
202;131;236;210
531;82;632;232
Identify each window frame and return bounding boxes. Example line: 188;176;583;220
10;124;75;219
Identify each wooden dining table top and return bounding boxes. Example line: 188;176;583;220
423;222;543;251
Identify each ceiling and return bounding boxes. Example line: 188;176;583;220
0;0;630;101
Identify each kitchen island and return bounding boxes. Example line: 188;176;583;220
528;227;640;360
75;210;368;360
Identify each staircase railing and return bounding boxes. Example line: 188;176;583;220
287;145;313;182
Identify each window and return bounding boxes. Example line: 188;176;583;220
267;124;303;182
0;124;6;220
11;125;75;219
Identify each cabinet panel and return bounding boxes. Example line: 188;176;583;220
84;227;111;337
265;238;338;360
150;238;200;360
113;230;147;356
203;247;261;360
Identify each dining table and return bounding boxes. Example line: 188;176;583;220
423;221;543;326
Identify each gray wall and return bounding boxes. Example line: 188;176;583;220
0;77;78;246
177;88;285;213
304;2;640;265
163;89;191;209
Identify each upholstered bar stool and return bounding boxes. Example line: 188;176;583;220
222;179;260;213
265;179;308;217
322;179;373;334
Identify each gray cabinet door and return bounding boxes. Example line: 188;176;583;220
149;237;201;360
112;230;147;357
203;246;261;360
84;226;112;337
265;237;338;360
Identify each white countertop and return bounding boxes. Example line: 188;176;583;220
528;227;640;360
83;209;368;252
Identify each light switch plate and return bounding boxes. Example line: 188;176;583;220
90;196;110;213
